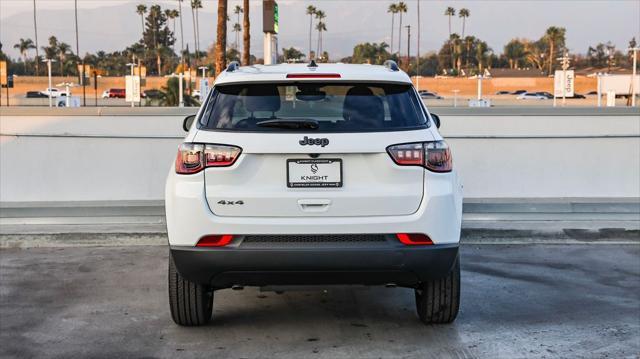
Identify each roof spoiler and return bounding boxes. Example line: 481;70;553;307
226;61;240;72
383;60;399;72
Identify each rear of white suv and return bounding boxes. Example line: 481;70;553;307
165;61;463;326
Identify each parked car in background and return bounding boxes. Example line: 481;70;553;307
495;91;510;95
101;90;110;99
511;90;527;95
40;88;68;98
535;91;554;99
104;88;126;98
143;89;163;99
26;91;48;98
419;91;444;100
517;92;548;100
192;89;202;101
566;93;586;99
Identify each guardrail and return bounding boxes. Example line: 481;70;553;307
1;107;639;203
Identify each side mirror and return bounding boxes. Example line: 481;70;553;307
430;113;441;128
183;115;196;132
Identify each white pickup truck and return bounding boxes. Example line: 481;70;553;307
39;88;69;98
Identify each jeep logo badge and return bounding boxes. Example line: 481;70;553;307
299;136;329;147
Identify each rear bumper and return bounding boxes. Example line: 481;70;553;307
170;243;459;288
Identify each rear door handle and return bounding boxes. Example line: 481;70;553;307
297;199;331;212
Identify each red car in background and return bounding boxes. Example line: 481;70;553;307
102;88;126;98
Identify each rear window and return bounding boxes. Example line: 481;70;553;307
198;82;428;132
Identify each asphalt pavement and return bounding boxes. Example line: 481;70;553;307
1;243;639;359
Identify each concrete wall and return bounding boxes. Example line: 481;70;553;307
1;107;639;203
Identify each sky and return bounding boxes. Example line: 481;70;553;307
1;0;639;60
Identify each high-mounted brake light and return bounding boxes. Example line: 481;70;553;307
396;233;433;245
175;143;241;174
196;235;235;247
286;73;341;79
386;141;452;172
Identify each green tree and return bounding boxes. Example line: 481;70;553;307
306;5;317;59
13;38;35;72
504;39;526;69
57;42;72;76
387;4;398;54
459;8;469;38
396;2;407;56
282;47;305;62
351;42;390;64
314;10;326;56
136;4;147;36
191;0;203;63
142;5;175;75
165;9;180;52
444;7;456;69
160;76;198;106
544;26;566;74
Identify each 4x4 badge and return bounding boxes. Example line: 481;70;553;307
299;136;329;147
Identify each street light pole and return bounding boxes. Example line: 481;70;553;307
45;59;55;107
628;47;638;107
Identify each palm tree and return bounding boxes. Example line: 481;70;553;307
232;23;242;50
459;8;469;38
13;38;35;72
192;0;202;62
545;26;565;75
190;0;199;63
306;6;317;60
444;7;456;69
165;9;179;51
315;21;327;58
396;2;407;56
57;42;71;76
177;0;185;66
233;5;243;51
387;4;398;54
136;4;147;35
214;0;228;76
314;10;326;56
242;0;250;65
32;0;40;75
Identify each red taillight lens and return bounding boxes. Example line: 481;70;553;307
396;233;433;245
204;145;242;167
424;141;452;173
175;143;241;174
386;141;452;173
175;143;204;174
196;235;235;247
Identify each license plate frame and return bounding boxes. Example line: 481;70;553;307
287;158;343;188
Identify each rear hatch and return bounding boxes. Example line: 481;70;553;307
194;81;432;217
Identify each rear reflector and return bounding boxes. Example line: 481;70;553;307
196;235;235;247
396;233;434;245
286;73;341;79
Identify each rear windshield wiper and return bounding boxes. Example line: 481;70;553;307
256;119;319;130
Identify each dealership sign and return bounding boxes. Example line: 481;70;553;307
554;70;574;97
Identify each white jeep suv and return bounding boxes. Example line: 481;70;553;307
165;61;463;326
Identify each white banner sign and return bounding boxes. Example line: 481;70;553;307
125;75;141;102
554;70;574;97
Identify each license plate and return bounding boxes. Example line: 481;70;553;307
287;159;342;188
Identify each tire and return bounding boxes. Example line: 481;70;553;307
415;256;460;324
168;254;213;326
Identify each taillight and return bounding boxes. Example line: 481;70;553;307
175;143;241;174
396;233;433;245
386;141;452;172
196;235;235;247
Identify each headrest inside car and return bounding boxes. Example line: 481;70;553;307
244;86;281;113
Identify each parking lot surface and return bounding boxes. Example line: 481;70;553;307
1;243;638;359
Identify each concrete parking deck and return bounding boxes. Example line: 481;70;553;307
1;243;638;358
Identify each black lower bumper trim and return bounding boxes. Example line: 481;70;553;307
170;244;459;288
